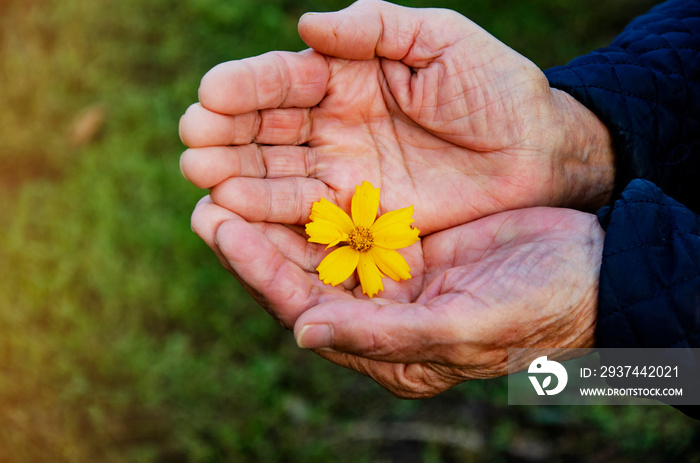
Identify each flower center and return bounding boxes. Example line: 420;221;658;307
348;226;374;252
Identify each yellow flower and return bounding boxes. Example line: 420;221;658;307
305;181;420;298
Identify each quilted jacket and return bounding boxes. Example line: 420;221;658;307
545;0;700;417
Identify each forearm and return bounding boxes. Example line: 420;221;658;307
548;88;616;212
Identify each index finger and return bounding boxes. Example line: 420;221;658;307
198;49;330;115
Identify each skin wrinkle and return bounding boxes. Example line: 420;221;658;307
267;261;304;326
394;364;439;398
500;79;546;145
259;232;323;319
299;109;313;146
234;146;246;180
266;147;299;178
359;86;389;215
302;145;313;178
419;65;446;122
265;222;313;271
445;49;533;150
523;302;587;348
375;1;386;59
414;18;455;66
383;2;423;63
255;109;306;146
409;67;435;124
437;274;491;310
382;82;420;213
230;111;261;146
258;180;273;225
489;58;527;130
290;177;307;227
397;17;419;63
459;169;501;218
480;214;511;261
303;284;326;314
256;144;268;178
366;318;406;358
270;53;292;108
243;60;262;111
302;234;324;272
412;307;467;364
441;345;510;378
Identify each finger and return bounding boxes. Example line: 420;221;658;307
298;0;463;63
179;104;313;148
190;195;238;272
215;214;322;328
180;145;265;188
253;221;363;292
255;222;325;274
198;50;330;116
180;144;312;189
210;176;334;225
179;103;257;147
190;196;317;275
192;195;354;288
293;298;480;365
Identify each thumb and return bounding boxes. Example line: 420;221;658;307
293;298;470;365
298;0;428;61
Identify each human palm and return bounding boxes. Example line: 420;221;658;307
180;1;611;235
305;207;602;397
194;195;602;397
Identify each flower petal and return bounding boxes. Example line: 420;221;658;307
371;206;420;249
373;227;420;249
369;247;412;281
305;218;348;248
309;198;354;234
356;252;384;298
351;181;380;228
316;246;359;286
371;205;415;232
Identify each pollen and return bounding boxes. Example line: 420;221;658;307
348;226;374;252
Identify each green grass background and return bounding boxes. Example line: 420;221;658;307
1;0;699;461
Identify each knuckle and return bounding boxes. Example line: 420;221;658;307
387;364;449;399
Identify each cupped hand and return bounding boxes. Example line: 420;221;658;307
179;0;614;235
192;197;604;398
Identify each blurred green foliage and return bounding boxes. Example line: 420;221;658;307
1;0;698;461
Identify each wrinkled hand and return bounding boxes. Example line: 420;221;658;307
193;198;603;398
179;0;614;235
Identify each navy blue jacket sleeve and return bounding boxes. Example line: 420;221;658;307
595;179;700;349
544;1;700;417
544;0;700;348
595;180;700;419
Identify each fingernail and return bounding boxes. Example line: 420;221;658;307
300;12;324;20
296;324;333;349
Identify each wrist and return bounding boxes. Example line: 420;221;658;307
548;88;616;211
